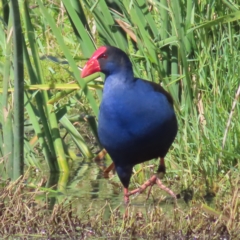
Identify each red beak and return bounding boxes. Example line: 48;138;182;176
81;46;107;78
81;58;100;78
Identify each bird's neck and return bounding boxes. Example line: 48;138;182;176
104;68;134;84
103;70;134;96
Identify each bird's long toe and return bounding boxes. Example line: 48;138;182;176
155;178;177;199
125;175;177;200
126;175;158;198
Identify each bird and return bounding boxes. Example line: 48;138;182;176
81;46;178;203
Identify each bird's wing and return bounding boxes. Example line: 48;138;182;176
141;79;174;106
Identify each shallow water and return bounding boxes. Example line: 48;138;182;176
34;159;187;219
3;159;229;239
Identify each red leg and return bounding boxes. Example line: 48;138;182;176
103;162;115;178
124;188;129;204
93;148;107;162
94;149;114;178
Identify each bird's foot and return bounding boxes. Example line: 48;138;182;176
125;175;177;201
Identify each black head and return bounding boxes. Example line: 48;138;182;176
81;46;133;78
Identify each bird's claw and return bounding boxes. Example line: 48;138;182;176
126;175;177;200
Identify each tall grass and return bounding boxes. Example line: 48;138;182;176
11;0;24;179
0;0;239;190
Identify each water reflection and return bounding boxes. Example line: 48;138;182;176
39;159;187;220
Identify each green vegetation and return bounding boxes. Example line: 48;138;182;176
0;0;240;238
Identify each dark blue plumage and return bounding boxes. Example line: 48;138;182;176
81;46;178;203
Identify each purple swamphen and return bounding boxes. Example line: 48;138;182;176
81;46;178;203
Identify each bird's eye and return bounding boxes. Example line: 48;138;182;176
100;54;107;59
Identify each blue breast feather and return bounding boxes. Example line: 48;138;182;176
98;76;177;166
